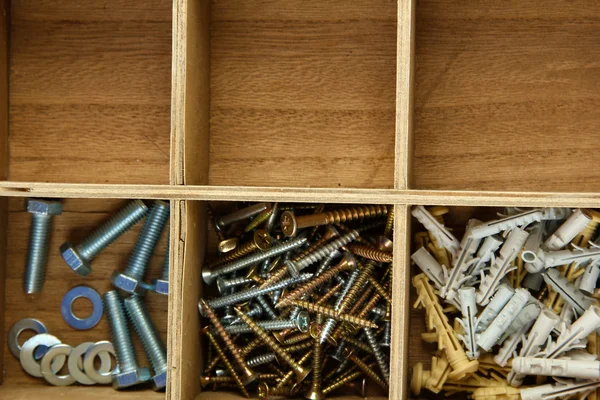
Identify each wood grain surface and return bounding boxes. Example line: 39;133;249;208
8;0;172;185
209;0;397;189
412;0;600;192
2;198;169;389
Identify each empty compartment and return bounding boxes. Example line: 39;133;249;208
411;1;600;192
0;197;170;399
6;1;172;185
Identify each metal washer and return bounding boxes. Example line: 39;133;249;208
61;286;103;330
83;341;117;384
41;344;76;386
68;342;112;385
8;318;48;359
20;334;65;378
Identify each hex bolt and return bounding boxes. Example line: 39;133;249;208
61;200;148;276
152;236;170;296
111;200;170;295
202;236;308;285
24;199;62;294
124;296;168;391
102;291;150;389
216;202;270;231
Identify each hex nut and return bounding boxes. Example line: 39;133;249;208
60;243;92;277
110;270;149;295
152;279;169;296
27;199;63;216
113;368;152;390
152;370;168;391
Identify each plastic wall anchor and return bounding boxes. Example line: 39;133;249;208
471;386;521;400
499;301;541;344
411;247;446;289
412;206;460;259
494;321;531;368
537;247;600;270
579;260;600;296
412;273;479;380
477;288;530;352
457;287;479;360
469;209;546;240
467;235;503;277
477;229;529;305
522;222;545;273
512;357;600;379
520;380;600;400
476;283;515;333
545;305;600;359
507;309;560;387
542;268;592;315
543;209;593;251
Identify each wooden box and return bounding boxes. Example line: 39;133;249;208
0;1;598;400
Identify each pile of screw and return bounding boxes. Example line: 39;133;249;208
411;206;600;400
199;202;394;399
18;198;170;390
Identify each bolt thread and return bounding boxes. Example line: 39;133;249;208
283;341;313;354
256;295;278;320
103;291;140;372
212;236;308;279
290;300;377;329
78;200;148;260
225;319;295;334
124;201;170;280
247;353;277;368
347;244;393;263
161;236;170;281
384;206;394;238
324;205;388;225
24;214;52;294
277;259;353;308
349;354;388;390
294;231;359;271
274;350;312;390
320;318;338;344
322;370;363;395
124;296;167;374
204;330;250;398
364;327;389;382
206;273;313;310
283;332;312;345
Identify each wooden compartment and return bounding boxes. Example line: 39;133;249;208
0;198;171;399
410;0;600;192
4;0;172;185
174;0;399;189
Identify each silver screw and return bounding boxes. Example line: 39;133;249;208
124;295;168;391
364;327;389;382
24;199;62;294
314;250;341;277
61;200;148;276
103;290;151;389
216;202;270;231
152;237;170;296
202;236;308;284
227;303;263;326
247;353;277;368
320;268;361;344
381;320;391;348
224;319;298;335
111;201;170;295
201;273;313;314
216;276;256;294
256;295;278;320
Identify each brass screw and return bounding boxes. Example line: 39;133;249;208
257;382;296;399
348;353;388;390
281;205;389;237
293;226;338;262
368;275;392;303
383;205;394;239
322;370;363;395
234;307;312;384
207;205;239;253
240;336;263;357
284;332;312;346
337;263;374;315
207;229;272;268
304;337;325;400
200;299;258;385
290;300;378;329
347;243;393;263
245;208;274;233
283;341;314;354
202;328;250;398
275;350;313;390
204;355;220;374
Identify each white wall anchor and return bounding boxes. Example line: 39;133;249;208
543;209;593;251
476;283;515;333
542;268;593;316
466;234;504;277
579;260;600;296
412;206;461;259
457;287;479;360
520;380;600;400
512;357;600;379
411;247;446;290
545;305;600;359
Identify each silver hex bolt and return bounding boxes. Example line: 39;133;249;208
61;200;148;276
111;200;170;295
124;296;168;391
103;291;151;389
24;199;62;294
152;236;170;296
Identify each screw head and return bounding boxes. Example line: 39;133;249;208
216;277;228;295
27;199;63;216
110;271;149;296
60;242;92;277
202;267;215;285
254;229;273;250
295;311;310;333
112;367;152;389
218;238;239;253
281;211;298;237
377;236;394;251
304;387;325;400
257;382;270;399
294;365;312;384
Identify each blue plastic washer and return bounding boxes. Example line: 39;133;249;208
61;286;103;330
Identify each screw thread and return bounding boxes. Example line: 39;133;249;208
290;300;377;329
256;295;278;320
384;206;395;238
294;231;359;271
161;237;170;281
349;354;388;390
204;330;250;398
381;320;391;347
348;244;393;263
367;276;392;302
245;208;273;233
124;201;170;280
24;214;52;294
283;341;313;354
209;238;261;268
247;353;277;368
78;200;148;260
224;319;295;335
124;296;167;374
258;265;288;289
315;251;340;276
240;337;263;357
293;231;337;262
283;332;312;345
335;268;360;309
274;350;312;390
211;236;308;279
364;327;389;382
221;276;255;291
324;205;388;225
103;291;140;372
338;334;374;354
322;370;363;395
337;263;374;315
320;318;338;344
309;339;323;394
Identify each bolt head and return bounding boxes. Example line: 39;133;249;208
202;267;215;285
295;311;310;333
151;279;169;296
280;211;298;237
112;368;152;389
27;199;63;216
110;271;149;296
60;242;92;276
152;370;168;391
